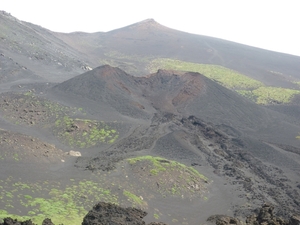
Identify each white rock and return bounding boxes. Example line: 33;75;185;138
68;150;82;157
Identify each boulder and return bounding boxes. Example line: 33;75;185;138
81;202;170;225
257;203;274;223
208;204;296;225
41;219;54;225
67;150;81;157
82;202;147;225
0;218;35;225
289;215;300;225
207;215;243;225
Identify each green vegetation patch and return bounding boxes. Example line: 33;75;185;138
127;156;208;198
294;81;300;86
123;190;145;207
148;58;263;90
0;93;119;148
238;87;300;105
128;156;207;181
54;117;118;148
153;213;160;219
148;58;300;105
0;177;118;225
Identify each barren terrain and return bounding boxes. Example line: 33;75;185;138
0;11;300;225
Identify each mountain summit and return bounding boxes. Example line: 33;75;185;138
126;18;163;28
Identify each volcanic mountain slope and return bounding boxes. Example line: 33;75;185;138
0;11;92;84
2;10;300;89
52;19;300;124
1;12;300;225
53;65;300;146
52;65;151;120
3;11;300;124
54;18;300;87
0;129;65;163
0;50;41;85
0;65;299;224
52;65;300;218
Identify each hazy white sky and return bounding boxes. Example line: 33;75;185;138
2;0;300;56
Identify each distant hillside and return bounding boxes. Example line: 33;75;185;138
2;11;300;93
52;65;300;146
54;19;300;87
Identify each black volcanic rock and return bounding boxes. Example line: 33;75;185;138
0;218;54;225
2;204;299;225
82;202;147;225
0;203;169;225
289;215;300;225
41;219;54;225
207;215;242;225
208;204;300;225
0;218;34;225
82;202;169;225
245;203;288;225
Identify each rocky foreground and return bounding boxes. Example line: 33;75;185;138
1;202;299;225
207;203;300;225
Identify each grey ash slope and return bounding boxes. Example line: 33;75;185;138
53;65;300;147
1;12;300;224
2;11;300;88
52;65;151;119
52;65;300;217
0;11;92;83
54;19;300;87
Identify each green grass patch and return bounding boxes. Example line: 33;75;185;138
148;58;264;90
294;81;300;86
0;178;118;225
0;92;120;148
24;91;34;96
148;58;300;105
238;87;300;104
153;213;160;219
128;156;208;181
128;156;167;176
54;116;118;148
123;190;144;206
127;156;208;198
